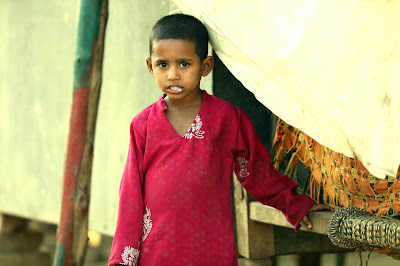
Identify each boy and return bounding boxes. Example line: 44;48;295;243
109;13;333;266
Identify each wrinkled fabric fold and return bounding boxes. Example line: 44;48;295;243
172;0;400;179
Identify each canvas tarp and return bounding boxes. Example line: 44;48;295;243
172;0;400;179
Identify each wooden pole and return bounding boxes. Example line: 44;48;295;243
54;0;108;265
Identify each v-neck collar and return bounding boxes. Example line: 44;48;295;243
157;90;209;139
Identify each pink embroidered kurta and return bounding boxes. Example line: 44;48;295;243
108;91;315;266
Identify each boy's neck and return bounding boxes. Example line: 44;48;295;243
164;89;203;110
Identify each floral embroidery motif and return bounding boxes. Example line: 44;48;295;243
184;114;205;139
141;206;152;242
121;206;152;265
237;156;250;181
121;245;140;266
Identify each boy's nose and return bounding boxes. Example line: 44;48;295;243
167;67;179;80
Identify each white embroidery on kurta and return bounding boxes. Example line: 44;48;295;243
121;207;152;265
141;206;152;242
121;245;140;266
184;114;205;139
237;156;250;181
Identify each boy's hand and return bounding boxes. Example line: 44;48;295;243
302;203;335;229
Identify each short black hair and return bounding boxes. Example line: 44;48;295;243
149;14;209;61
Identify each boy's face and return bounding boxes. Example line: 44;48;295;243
146;39;213;101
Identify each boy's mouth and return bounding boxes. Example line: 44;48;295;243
169;86;183;92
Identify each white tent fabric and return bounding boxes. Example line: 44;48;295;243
172;0;400;179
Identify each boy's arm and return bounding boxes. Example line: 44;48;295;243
108;124;146;266
234;109;317;231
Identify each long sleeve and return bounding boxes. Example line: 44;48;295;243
108;123;146;266
233;109;315;231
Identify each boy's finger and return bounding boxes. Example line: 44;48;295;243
302;216;312;229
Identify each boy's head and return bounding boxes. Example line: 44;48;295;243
149;14;209;61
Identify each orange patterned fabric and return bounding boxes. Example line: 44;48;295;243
273;118;400;216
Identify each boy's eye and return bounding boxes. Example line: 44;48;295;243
180;62;189;67
158;63;167;68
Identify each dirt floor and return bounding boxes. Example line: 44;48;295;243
277;252;400;266
39;225;400;266
82;236;400;266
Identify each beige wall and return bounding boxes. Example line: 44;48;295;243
0;0;212;236
0;1;77;224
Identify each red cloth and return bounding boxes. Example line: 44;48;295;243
108;91;315;266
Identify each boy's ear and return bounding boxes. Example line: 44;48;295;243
146;57;155;77
201;56;214;77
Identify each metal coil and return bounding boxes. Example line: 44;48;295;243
328;207;400;253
